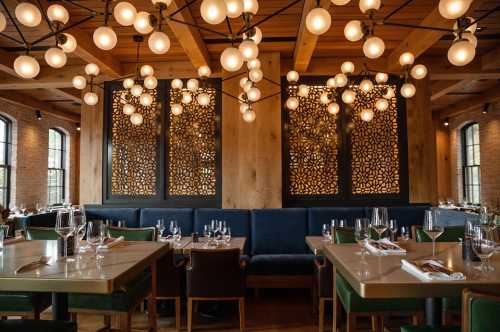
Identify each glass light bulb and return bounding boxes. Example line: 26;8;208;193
239;40;259;61
130;112;143;125
341;61;355;74
243;80;253;93
334;73;348;87
123;78;134;89
47;4;69;24
410;64;428;80
399;51;415;66
297;84;309;98
84;92;99;106
131;84;143;97
197;93;211;106
148;31;170;54
182;92;192;104
326;77;336;88
220;47;244;72
0;12;6;33
286;97;299;110
447;39;475;66
400;83;416;98
320;92;330;105
15;2;42;27
171;103;183;115
359;0;381;14
331;0;351;5
152;0;173;5
134;11;154;34
342;89;356;104
328;102;340;115
242;0;259;14
306;7;331;35
286;70;299;83
144;76;158;89
344;20;364;42
59;33;77;53
198;65;212;77
360;108;374;122
239;77;249;88
363;36;385;59
123;103;135;115
114;2;137;26
247;58;261;70
201;0;227;25
247;87;261;101
140;65;154;77
243;110;256;122
461;32;477;48
375;98;388;111
72;75;87;90
359;79;373;93
171;79;183;89
375;72;388;83
140;93;153;106
85;63;100;76
384;87;395;99
93;26;117;51
240;103;250;114
439;0;472;20
44;47;67;68
187;78;199;92
225;0;243;18
243;26;263;44
249;68;263;82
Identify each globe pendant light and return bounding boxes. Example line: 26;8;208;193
297;84;309;98
359;0;381;14
220;47;244;72
140;93;153;106
171;79;183;89
447;38;475;66
134;11;154;34
243;27;263;45
171;103;183;115
187;79;199;92
320;92;330;105
152;0;173;6
375;72;388;84
344;20;364;42
197;93;211;106
93;26;118;50
286;97;299;110
400;83;416;98
327;102;340;115
306;7;331;35
72;75;87;90
341;61;355;74
15;2;42;27
242;0;259;15
198;66;212;78
326;77;336;88
360;108;374;122
247;58;261;70
239;40;259;61
148;31;171;54
0;12;6;33
286;71;299;83
123;78;135;89
359;79;373;93
140;65;154;77
461;32;477;48
243;80;252;93
342;89;356;104
398;52;415;67
363;36;385;59
384;87;395;99
47;4;69;24
439;0;472;20
247;87;261;102
243;110;256;122
201;0;227;25
130;112;143;125
114;2;137;26
123;103;136;115
410;64;428;80
332;0;351;5
239;77;249;88
225;0;243;18
144;76;158;89
334;73;348;88
375;98;388;111
240;103;250;114
44;48;67;68
84;92;99;106
249;69;263;82
131;84;143;97
182;92;192;104
59;33;77;53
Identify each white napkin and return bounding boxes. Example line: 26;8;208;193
365;239;407;255
401;259;466;281
98;236;124;250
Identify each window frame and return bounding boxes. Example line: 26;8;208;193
0;115;12;208
461;122;481;205
47;128;66;206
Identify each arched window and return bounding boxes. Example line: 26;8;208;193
48;128;66;206
461;123;480;205
0;115;12;207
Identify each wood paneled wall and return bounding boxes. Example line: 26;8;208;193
435;114;452;201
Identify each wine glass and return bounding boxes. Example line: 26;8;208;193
203;224;211;238
322;224;332;242
224;227;231;245
87;220;105;260
389;219;398;241
71;206;87;254
400;226;410;241
55;208;75;261
423;210;443;258
331;219;345;229
172;224;181;243
156;219;165;240
471;225;496;273
20;203;26;215
169;220;178;236
370;207;388;240
355;218;370;255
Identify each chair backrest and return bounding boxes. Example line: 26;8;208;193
26;227;58;240
414;225;464;243
187;249;244;298
108;226;156;241
463;289;500;332
157;248;183;298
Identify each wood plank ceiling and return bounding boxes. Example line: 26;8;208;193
0;0;499;118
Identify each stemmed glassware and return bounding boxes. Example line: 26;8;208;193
55;208;75;261
86;220;105;260
171;223;181;244
389;219;398;241
223;226;231;245
423;210;443;258
471;225;496;273
156;219;165;240
322;224;332;242
400;226;410;241
71;206;87;254
355;218;370;255
370;207;388;240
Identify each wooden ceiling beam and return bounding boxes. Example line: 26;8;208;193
293;0;331;72
481;45;500;70
431;80;471;101
50;88;82;104
438;83;500;119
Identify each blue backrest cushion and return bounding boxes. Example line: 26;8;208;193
307;207;366;235
251;208;308;255
85;207;140;228
194;209;251;253
139;208;194;235
25;212;57;228
364;205;431;228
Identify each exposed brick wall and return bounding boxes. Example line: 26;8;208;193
0;100;79;209
447;103;500;208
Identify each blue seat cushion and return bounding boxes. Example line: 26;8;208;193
251;208;308;255
194;209;250;253
248;254;315;275
139;208;194;235
85;207;140;228
308;207;366;235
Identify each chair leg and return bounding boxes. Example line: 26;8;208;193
379;315;385;332
175;297;181;331
187;298;193;332
371;315;380;332
148;293;157;332
119;312;131;332
319;298;325;332
347;313;356;332
239;298;246;332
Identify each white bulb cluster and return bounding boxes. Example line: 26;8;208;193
201;0;258;26
169;65;214;116
71;63;101;106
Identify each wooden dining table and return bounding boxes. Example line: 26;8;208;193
323;241;500;328
181;237;246;254
0;239;170;328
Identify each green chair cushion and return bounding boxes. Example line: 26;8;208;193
69;271;151;312
400;326;460;332
0;291;51;313
26;227;58;240
470;297;500;332
442;297;461;312
415;226;464;243
108;227;155;241
336;273;424;313
334;228;356;244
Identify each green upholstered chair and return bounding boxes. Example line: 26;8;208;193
108;226;156;241
333;228;424;332
26;227;58;240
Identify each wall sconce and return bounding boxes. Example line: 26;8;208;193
76;122;81;131
443;118;450;127
35;110;42;120
482;103;491;114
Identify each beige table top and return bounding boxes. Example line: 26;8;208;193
159;236;192;253
0;240;170;294
306;236;331;256
182;237;246;254
324;241;500;299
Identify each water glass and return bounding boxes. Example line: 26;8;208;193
471;225;496;273
156;219;165;239
322;224;332;242
203;224;211;238
331;219;346;229
224;227;231;244
71;206;86;253
370;207;388;239
172;225;181;243
55;208;75;260
0;224;9;252
389;219;398;241
355;218;369;251
423;210;443;258
169;220;178;235
400;226;410;241
87;220;105;259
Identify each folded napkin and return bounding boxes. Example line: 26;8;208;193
401;259;466;281
98;236;124;250
365;239;406;255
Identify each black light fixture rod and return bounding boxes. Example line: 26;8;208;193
464;5;500;31
169;0;200;18
0;1;29;47
31;15;95;46
226;17;234;37
377;21;454;33
382;0;414;21
167;16;229;38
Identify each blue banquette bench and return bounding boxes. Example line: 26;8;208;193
84;205;430;289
